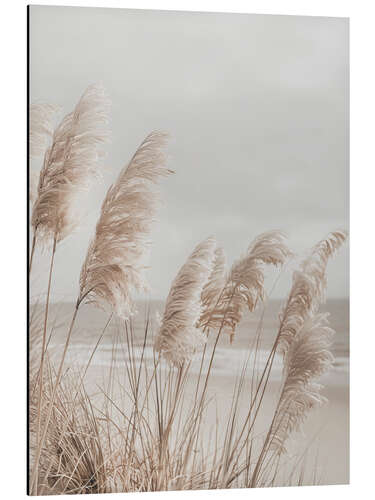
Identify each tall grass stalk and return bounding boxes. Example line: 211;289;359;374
29;232;37;274
33;235;57;494
30;301;80;493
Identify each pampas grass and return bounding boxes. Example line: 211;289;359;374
29;90;348;495
31;84;110;246
301;229;348;303
29;102;60;204
29;353;109;495
277;230;348;357
207;231;292;341
29;169;40;206
29;226;347;494
154;237;217;366
249;311;336;487
29;85;111;493
249;231;348;486
40;380;108;495
270;312;335;454
29;291;341;494
198;246;227;330
30;128;172;494
79;131;172;319
29;102;60;159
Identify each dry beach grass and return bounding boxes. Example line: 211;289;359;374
28;84;348;495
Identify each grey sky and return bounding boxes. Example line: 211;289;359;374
30;6;349;300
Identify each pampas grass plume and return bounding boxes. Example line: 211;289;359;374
29;102;60;158
79;131;172;319
198;246;227;330
270;312;335;454
268;231;348;454
209;230;291;341
155;237;217;366
277;230;347;356
31;84;110;244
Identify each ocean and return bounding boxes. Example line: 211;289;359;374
33;298;349;385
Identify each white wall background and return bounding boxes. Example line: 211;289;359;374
2;1;375;500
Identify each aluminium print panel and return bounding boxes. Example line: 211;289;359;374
28;5;349;495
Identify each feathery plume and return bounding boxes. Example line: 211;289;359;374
208;231;291;341
276;271;317;357
31;84;110;244
79;131;172;319
277;230;347;356
266;230;348;456
29;169;40;206
197;246;227;330
155;237;217;366
269;313;335;454
301;229;348;302
29;102;60;158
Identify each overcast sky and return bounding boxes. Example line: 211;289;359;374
29;6;349;301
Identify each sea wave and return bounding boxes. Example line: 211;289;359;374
54;342;349;379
